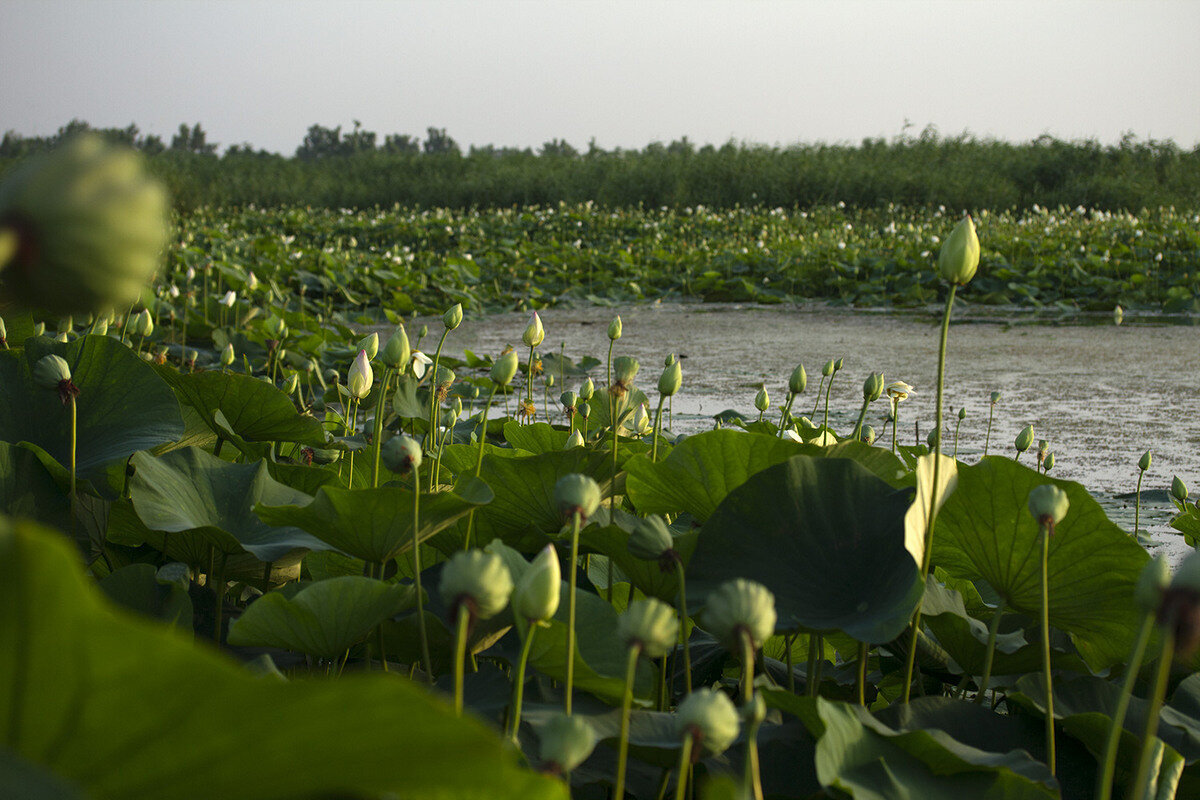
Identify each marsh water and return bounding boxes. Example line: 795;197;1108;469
416;303;1199;564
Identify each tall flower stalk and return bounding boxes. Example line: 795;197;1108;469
554;474;601;715
1028;484;1070;776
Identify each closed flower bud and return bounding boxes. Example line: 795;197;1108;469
665;353;676;367
220;290;236;308
33;354;71;388
938;214;981;286
1027;484;1069;527
821;359;835;377
418;324;428;339
1015;424;1034;453
0;135;169;315
863;372;884;402
220;343;235;367
347;350;373;399
282;373;299;395
631;403;651;434
861;424;876;445
90;317;107;336
628;514;676;562
380;325;411;368
788;363;807;395
675;688;740;756
658;359;682;397
439;549;513;620
990;391;1001;405
539;714;597;774
617;598;679;658
576;402;591;420
1113;305;1125;325
245;271;259;292
490;349;519;386
612;355;639;386
1139;450;1152;472
381;434;422;475
607;315;622;340
927;428;940;448
522;311;545;347
754;384;769;412
564;430;584;449
957;407;967;421
578;377;594;401
554;473;601;523
1043;452;1055;472
704;578;777;651
356;332;379;361
442;303;463;330
133;309;153;337
834;357;844;372
1171;476;1189;503
513;544;561;623
1136;555;1171;614
264;315;288;339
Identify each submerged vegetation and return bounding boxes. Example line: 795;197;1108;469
2;136;1200;800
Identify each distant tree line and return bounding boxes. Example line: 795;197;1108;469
2;119;1198;212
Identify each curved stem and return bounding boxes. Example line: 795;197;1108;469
1040;521;1057;776
856;640;868;706
822;371;835;434
784;632;795;693
675;561;692;695
453;603;471;716
1097;612;1155;800
976;602;1006;703
1130;627;1175;800
810;375;825;419
672;735;694;800
68;395;77;540
614;643;642;800
565;510;582;715
806;634;820;697
777;393;795;437
370;367;394;488
426;329;450;469
462;383;499;551
891;401;899;456
509;624;538;743
744;709;764;800
741;629;756;703
1135;469;1145;536
953;417;962;459
411;463;433;682
985;405;995;455
652;395;666;462
851;397;869;442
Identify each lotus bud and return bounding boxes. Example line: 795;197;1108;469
754;384;769;412
578;377;594;401
439;549;513;620
546;374;555;389
821;359;835;377
658;359;682;397
564;430;584;449
381;434;422;475
57;316;73;335
0;135;169;315
264;315;287;339
675;688;740;757
1027;484;1069;527
219;343;235;367
788;363;807;395
560;390;578;413
1043;452;1055;472
1136;555;1171;613
33;354;71;389
612;355;639;386
628;514;676;562
704;578;777;651
554;473;601;523
522;310;545;347
990;391;1001;405
33;322;44;336
487;349;518;386
220;290;236;308
617;598;679;658
55;331;68;343
418;323;428;339
90;317;108;336
863;372;884;402
607;315;622;340
631;403;651;434
347;350;373;399
282;373;299;395
1160;550;1200;657
133;309;153;337
246;271;259;292
834;357;844;372
1139;450;1152;472
1171;476;1189;503
927;428;940;448
442;303;463;330
957;407;967;421
356;332;379;361
861;424;876;445
539;714;597;774
1015;425;1034;454
1113;305;1124;325
380;325;411;368
938;214;981;285
665;353;676;366
513;544;561;623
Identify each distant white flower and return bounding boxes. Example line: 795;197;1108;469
886;381;915;402
782;428;802;443
410;350;434;380
220;290;236;307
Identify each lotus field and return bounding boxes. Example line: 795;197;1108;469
5;138;1200;800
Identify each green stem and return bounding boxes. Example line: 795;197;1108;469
851;397;870;442
652;395;666;462
1040;520;1057;776
741;629;756;703
426;328;450;467
68;395;77;540
806;634;820;697
1096;612;1155;800
675;561;692;694
565;510;582;714
784;632;795;693
953;417;962;459
370;367;394;488
673;735;694;800
810;375;825;418
453;603;470;716
1130;627;1175;800
614;643;642;800
411;463;432;682
346;398;359;489
985;404;995;455
744;710;764;800
976;603;1006;703
509;624;538;743
822;371;835;434
212;551;227;643
777;393;795;437
857;640;868;706
462;383;499;551
891;401;899;456
0;226;18;270
526;344;536;407
1135;469;1145;536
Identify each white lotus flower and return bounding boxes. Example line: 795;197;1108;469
347;349;373;399
410;350;434;379
782;428;802;443
885;381;915;402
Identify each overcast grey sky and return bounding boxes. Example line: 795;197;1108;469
2;0;1197;154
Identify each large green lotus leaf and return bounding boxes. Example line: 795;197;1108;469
162;370;328;448
503;420;571;454
0;520;565;800
688;455;924;644
579;523;699;604
98;564;193;631
933;457;1148;670
0;442;70;533
813;698;1057;799
226;577;413;658
254;478;493;564
128;448;329;562
0;335;184;483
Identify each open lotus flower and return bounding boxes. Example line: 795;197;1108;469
885;381;915;402
409;350;434;379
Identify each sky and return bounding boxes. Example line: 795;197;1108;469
1;0;1198;155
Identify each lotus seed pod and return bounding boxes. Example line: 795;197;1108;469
282;373;299;395
219;343;235;367
33;354;71;389
576;402;591;420
788;363;807;395
442;303;463;331
0;134;169;315
658;359;682;397
488;349;519;386
861;424;876;445
704;578;777;651
347;350;373;399
821;359;835;377
958;407;967;421
560;390;578;412
1139;450;1153;472
564;429;584;449
617;598;679;658
1015;425;1034;454
628;514;676;561
578;378;594;401
1027;484;1069;527
356;332;379;361
675;688;740;756
990;391;1001;404
863;372;884;402
607;315;622;340
743;693;767;726
834;357;844;372
1136;555;1171;613
381;434;422;475
612;355;640;385
539;714;597;774
554;473;601;523
1043;452;1055;472
938;214;981;285
1172;476;1189;503
380;325;411;368
513;544;561;623
433;365;455;388
439;549;513;620
522;310;545;347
